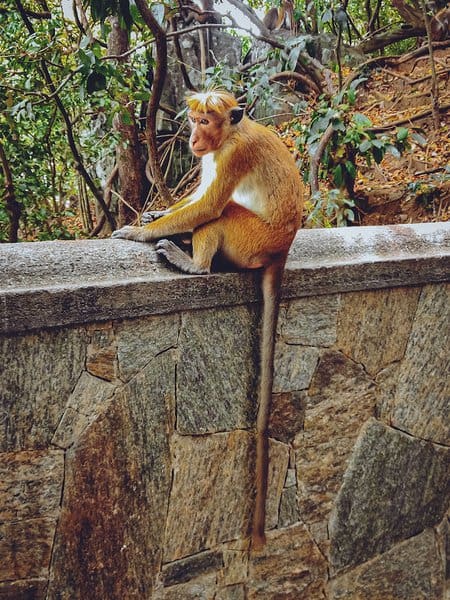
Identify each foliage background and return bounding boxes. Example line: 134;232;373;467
1;0;449;241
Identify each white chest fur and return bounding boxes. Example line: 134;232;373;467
233;174;264;215
190;154;218;202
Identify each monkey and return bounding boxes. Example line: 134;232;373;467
263;0;295;33
263;6;279;31
112;90;304;550
431;5;450;40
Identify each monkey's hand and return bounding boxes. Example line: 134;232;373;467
111;225;155;242
141;210;169;224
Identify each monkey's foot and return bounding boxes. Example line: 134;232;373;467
141;210;169;224
111;225;153;242
156;239;209;275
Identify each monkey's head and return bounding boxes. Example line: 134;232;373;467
186;90;245;157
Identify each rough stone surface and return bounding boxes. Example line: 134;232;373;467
390;283;450;445
153;573;217;600
278;485;299;528
295;351;376;528
2;224;449;334
329;418;450;571
273;342;320;392
176;306;259;434
336;287;421;375
218;539;250;587
116;313;180;381
52;372;116;449
266;440;290;530
0;327;86;451
0;579;48;599
0;518;55;580
215;584;246;600
86;322;118;381
329;528;445;600
162;549;223;587
48;353;174;599
164;431;254;561
0;449;63;522
269;392;306;444
1;225;449;599
280;294;340;346
247;524;327;599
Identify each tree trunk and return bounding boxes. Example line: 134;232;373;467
392;0;424;28
108;16;147;228
0;140;21;243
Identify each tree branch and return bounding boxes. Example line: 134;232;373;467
134;0;173;206
0;140;22;242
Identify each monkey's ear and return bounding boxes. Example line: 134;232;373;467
230;107;245;125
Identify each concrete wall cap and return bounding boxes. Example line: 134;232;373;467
1;223;449;333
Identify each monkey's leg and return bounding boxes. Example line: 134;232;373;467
156;221;220;275
156;240;208;274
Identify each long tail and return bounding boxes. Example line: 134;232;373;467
251;256;286;551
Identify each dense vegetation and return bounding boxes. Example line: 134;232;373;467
1;0;449;241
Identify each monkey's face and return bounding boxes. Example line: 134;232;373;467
188;110;230;157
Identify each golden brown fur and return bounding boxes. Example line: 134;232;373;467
112;90;304;549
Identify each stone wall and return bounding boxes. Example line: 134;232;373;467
0;223;449;600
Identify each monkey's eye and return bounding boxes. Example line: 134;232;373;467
199;118;209;126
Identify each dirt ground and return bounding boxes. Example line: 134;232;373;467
353;47;450;225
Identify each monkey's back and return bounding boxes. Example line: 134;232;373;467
230;117;304;230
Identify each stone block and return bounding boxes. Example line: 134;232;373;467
266;440;290;530
164;431;253;561
86;322;118;381
295;351;376;528
336;287;420;375
391;283;450;445
116;313;179;381
52;372;116;449
329;528;445;600
280;294;340;347
0;327;86;451
164;432;288;562
269;392;305;443
273;343;320;393
153;573;217;600
48;353;174;599
176;306;259;434
278;486;299;528
0;518;54;580
0;578;47;599
215;584;246;600
0;449;63;522
162;549;223;587
329;418;450;571
247;524;327;599
218;539;250;587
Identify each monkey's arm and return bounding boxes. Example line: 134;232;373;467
112;151;250;242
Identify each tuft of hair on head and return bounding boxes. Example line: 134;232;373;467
186;90;238;115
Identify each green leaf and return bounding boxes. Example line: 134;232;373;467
353;113;372;128
396;127;409;141
345;160;357;180
386;144;401;159
359;139;372;153
411;132;427;146
333;164;344;187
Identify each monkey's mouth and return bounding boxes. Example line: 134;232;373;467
191;148;208;157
